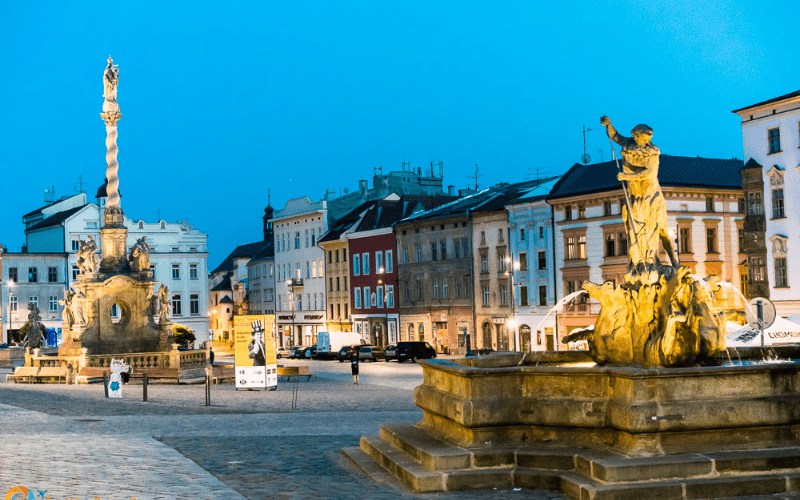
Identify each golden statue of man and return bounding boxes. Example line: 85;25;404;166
601;116;678;270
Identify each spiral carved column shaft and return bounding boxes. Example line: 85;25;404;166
104;123;120;207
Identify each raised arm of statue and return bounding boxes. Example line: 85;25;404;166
601;116;628;147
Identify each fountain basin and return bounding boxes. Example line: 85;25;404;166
415;350;800;457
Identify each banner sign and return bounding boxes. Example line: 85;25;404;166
234;314;277;389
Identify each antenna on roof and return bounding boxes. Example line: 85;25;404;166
74;175;87;194
581;125;593;165
43;185;56;204
467;164;482;190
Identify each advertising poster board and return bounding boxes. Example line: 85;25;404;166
234;315;278;389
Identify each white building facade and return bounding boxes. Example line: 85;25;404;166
272;197;329;347
733;90;800;316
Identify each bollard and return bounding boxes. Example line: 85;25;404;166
103;371;109;398
205;367;211;406
143;372;148;402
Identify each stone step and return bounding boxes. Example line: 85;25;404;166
379;423;472;471
359;435;444;492
707;447;800;474
341;446;406;487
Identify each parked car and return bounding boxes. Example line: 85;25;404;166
358;345;385;361
384;344;398;362
288;346;301;359
396;341;437;362
305;346;318;359
338;344;360;362
292;347;309;359
465;348;494;357
276;347;289;359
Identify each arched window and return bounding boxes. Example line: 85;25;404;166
520;324;531;351
408;323;415;341
138;221;144;229
418;323;425;341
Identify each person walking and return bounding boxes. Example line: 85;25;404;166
209;347;215;365
350;350;360;385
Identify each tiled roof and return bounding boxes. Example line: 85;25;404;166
398;177;560;224
248;240;274;263
22;193;84;219
211;273;232;292
353;195;457;232
219;295;234;304
26;205;89;231
741;158;763;171
547;156;743;200
732;90;800;114
211;240;269;274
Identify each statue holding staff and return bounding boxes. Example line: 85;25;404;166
601;116;678;270
103;56;120;103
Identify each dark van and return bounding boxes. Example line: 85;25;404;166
396;341;437;362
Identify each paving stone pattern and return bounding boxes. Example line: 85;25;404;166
0;360;567;499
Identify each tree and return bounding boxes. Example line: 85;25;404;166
172;324;196;347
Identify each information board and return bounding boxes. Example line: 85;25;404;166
234;314;277;390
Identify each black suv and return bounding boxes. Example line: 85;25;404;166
396;341;437;362
337;344;360;362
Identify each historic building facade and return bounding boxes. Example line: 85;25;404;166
548;156;745;340
733;90;800;316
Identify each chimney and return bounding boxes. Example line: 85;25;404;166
359;179;368;196
448;185;455;196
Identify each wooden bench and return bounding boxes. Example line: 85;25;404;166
36;366;70;384
210;365;234;384
9;366;39;383
277;366;316;381
75;367;109;384
130;367;180;383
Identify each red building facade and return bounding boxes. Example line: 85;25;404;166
348;230;398;347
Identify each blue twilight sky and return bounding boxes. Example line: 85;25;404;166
0;1;797;267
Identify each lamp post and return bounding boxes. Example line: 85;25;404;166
286;279;295;347
379;271;389;347
7;280;15;344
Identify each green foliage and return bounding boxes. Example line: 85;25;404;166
172;324;196;347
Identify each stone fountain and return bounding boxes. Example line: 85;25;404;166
343;117;800;499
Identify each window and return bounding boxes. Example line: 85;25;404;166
605;234;615;257
354;287;362;308
386;285;394;308
440;240;447;260
189;246;197;252
578;204;586;219
172;264;181;280
417;279;423;300
481;255;488;273
603;201;612;216
49;295;58;312
750;257;765;282
566;237;576;260
520;286;528;306
306;261;310;279
190;294;200;315
311;229;315;246
618;232;628;255
680;228;691;254
294;232;301;249
482;286;490;306
433;279;439;299
520;228;526;241
775;258;788;287
377;286;384;307
362;253;370;275
768;127;781;154
375;251;384;273
498;253;507;272
10;296;17;312
71;238;81;252
519;253;528;271
328;251;333;264
171;246;180;252
414;244;422;262
567;281;576;295
385;250;393;273
706;196;715;212
461;238;469;258
707;228;717;253
498;228;504;242
442;280;448;299
8;267;17;282
190;264;198;280
336;277;341;291
431;242;438;261
565;205;572;221
329;277;334;292
353;254;360;276
579;236;587;259
747;191;763;215
29;296;38;307
28;268;38;283
48;267;57;283
738;229;745;253
738;198;745;213
539;226;544;239
402;245;409;264
171;294;182;315
364;286;371;308
72;266;79;280
539;285;547;306
480;231;486;245
772;189;785;218
500;285;508;306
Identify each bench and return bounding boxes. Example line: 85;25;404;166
130;367;180;383
210;365;234;384
75;367;110;384
9;366;71;383
277;366;316;381
36;366;71;384
9;366;39;383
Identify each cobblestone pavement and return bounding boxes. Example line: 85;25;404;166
0;360;567;500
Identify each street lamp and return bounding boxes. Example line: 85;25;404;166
6;280;14;344
286;279;295;347
378;271;389;347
